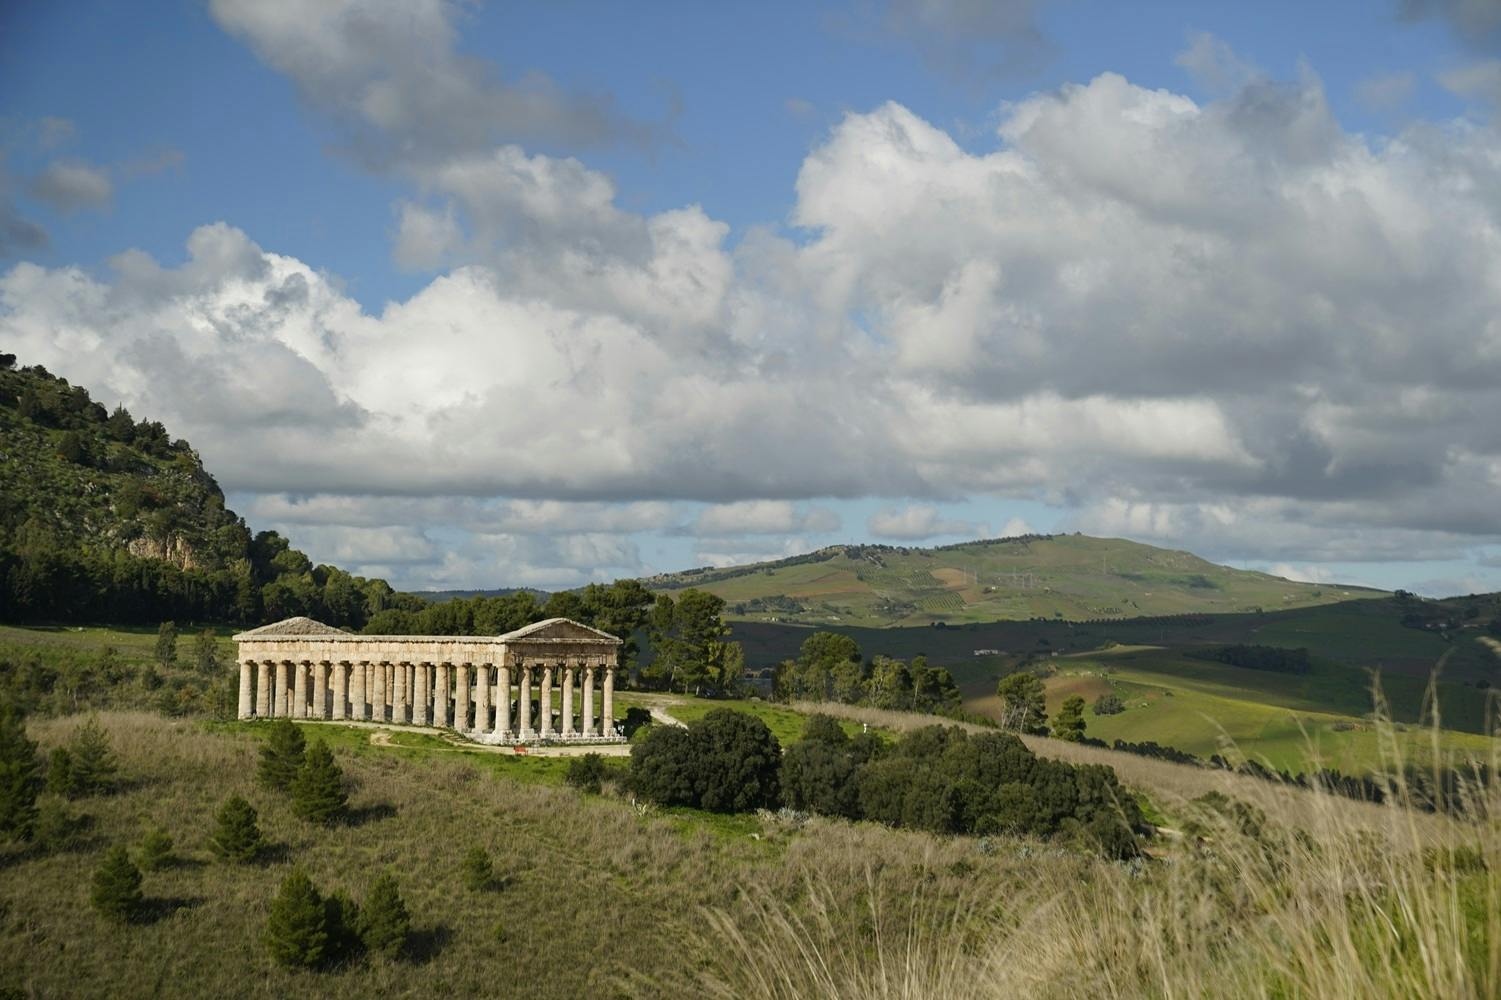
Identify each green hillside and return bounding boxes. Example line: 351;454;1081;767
0;354;397;627
647;533;1382;628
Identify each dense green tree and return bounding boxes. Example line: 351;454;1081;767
257;719;306;792
1053;696;1087;742
138;826;174;871
209;795;266;863
643;590;729;693
630;709;781;813
0;705;41;841
565;753;610;794
192;629;219;676
1092;692;1125;716
68;717;117;795
460;846;493;892
154;621;178;667
865;656;913;710
359;872;411;959
264;869;329;968
91;845;144;922
781;714;865;818
628;725;698;806
290;740;347;825
32;796;85;854
996;672;1047;734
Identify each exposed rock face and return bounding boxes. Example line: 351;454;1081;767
126;534;200;571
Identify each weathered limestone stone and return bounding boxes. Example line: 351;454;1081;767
475;664;491;733
238;661;254;719
561;665;575;737
414;662;430;726
234;617;623;744
332;662;348;721
258;661;272;718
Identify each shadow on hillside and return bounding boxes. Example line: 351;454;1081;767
136;895;204;925
345;802;398;827
406;924;453;964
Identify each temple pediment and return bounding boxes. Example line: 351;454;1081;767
234;616;347;638
497;617;623;645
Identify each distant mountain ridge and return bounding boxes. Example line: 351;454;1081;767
644;534;1383;628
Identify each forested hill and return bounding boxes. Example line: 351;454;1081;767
0;354;397;627
642;534;1385;628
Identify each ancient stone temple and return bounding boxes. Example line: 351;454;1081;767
233;616;625;744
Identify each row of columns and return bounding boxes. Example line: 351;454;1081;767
237;659;618;741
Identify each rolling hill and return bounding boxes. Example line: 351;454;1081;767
645;533;1383;628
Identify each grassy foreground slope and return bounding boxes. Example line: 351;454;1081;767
645;534;1375;628
5;710;1499;999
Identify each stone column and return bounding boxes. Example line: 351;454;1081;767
561;665;576;737
456;664;472;731
351;662;368;720
435;663;451;727
238;661;254;719
539;663;554;739
497;665;512;739
332;662;348;720
476;665;491;733
603;665;616;738
581;664;595;737
291;661;307;719
257;661;273;718
275;662;290;716
372;662;388;722
312;662;328;719
393;662;409;724
518;664;533;738
414;662;431;726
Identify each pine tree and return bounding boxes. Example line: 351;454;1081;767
263;869;328;969
358;872;410;959
0;704;41;842
154;621;178;667
45;746;73;796
1052;696;1088;743
290;740;347;825
68;717;117;796
209;795;266;863
460;846;492;892
257;719;305;792
193;629;220;676
138;827;173;871
91;845;144;922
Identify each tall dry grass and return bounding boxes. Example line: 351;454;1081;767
702;703;1501;999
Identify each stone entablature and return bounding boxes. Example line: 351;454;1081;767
232;616;625;745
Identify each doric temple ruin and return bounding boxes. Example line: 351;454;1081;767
233;616;625;745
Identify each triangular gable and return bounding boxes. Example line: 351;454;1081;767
497;617;622;644
233;616;346;639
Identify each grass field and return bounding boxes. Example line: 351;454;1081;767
6;709;1498;999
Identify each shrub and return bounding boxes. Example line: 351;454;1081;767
137;826;173;871
257;719;305;792
630;710;782;813
264;869;328;969
45;747;73;796
359;872;410;959
290;740;347;825
460;846;493;892
565;753;609;794
33;796;86;854
91;845;143;922
209;795;266;863
0;704;40;841
1091;692;1125;716
67;717;117;796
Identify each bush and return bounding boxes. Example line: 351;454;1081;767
0;704;40;842
629;710;782;813
45;747;73;796
460;846;493;892
290;740;347;825
359;872;410;959
1091;692;1125;716
780;714;882;819
209;795;266;863
137;826;174;871
91;845;143;922
33;796;86;854
67;717;117;796
565;753;609;794
257;719;305;792
264;869;328;969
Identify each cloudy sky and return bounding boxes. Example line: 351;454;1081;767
4;1;1501;595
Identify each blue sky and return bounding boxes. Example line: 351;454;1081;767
5;0;1501;595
